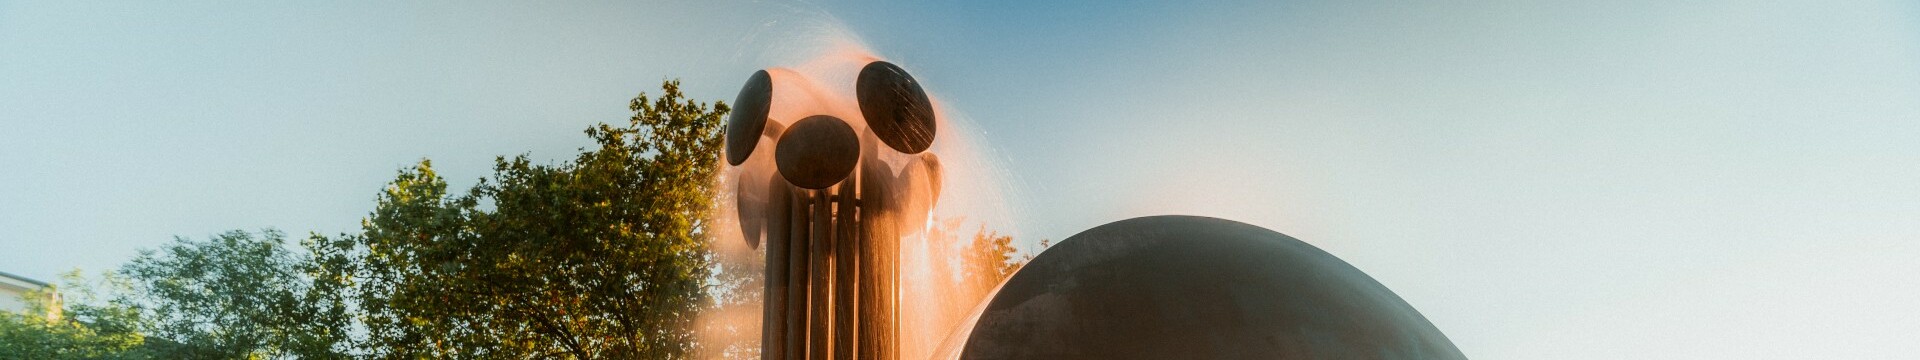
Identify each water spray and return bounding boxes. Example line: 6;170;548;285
726;60;939;360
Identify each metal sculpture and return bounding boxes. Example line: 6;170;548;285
856;61;938;155
729;61;940;360
727;70;775;166
956;216;1468;359
729;60;1464;360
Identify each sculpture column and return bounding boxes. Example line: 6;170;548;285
726;60;937;360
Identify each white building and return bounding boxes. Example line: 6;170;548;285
0;271;59;319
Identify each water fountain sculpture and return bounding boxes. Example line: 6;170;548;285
726;61;1465;359
727;61;939;360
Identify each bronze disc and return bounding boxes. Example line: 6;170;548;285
856;61;937;154
775;115;861;189
726;70;774;166
894;153;940;233
917;152;942;205
735;168;768;249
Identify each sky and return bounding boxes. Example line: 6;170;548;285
4;1;1920;358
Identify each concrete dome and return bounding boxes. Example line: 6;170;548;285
960;216;1465;359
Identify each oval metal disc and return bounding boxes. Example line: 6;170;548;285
894;154;939;233
917;152;942;205
859;156;897;234
861;157;896;210
726;70;774;166
775;115;861;189
735;168;768;249
856;61;937;154
766;176;793;247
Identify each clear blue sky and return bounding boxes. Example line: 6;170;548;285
4;1;1919;358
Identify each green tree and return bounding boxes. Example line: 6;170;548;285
0;272;152;360
118;230;353;359
311;80;728;359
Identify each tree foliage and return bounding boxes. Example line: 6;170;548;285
908;217;1029;357
118;230;352;359
4;79;1041;359
962;226;1022;293
0;272;150;360
309;80;728;359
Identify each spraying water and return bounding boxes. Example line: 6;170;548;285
701;18;1024;360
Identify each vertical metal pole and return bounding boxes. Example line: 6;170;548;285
809;188;834;360
786;189;809;360
763;182;791;360
877;182;898;360
834;168;860;360
857;158;897;360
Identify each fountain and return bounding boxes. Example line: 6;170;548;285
723;58;1464;359
725;60;939;360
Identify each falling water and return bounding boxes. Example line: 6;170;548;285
698;17;1025;360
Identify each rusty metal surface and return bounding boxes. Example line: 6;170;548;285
785;189;810;360
961;216;1466;360
808;189;834;360
763;182;792;360
833;170;860;360
857;156;899;360
776;115;861;189
727;70;773;166
856;61;937;154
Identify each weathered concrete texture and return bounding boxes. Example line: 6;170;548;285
961;216;1466;360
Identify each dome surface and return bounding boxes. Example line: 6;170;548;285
960;216;1465;359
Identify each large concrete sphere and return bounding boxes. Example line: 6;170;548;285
960;216;1465;360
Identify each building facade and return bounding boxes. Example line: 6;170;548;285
0;271;59;320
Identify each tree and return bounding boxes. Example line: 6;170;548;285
118;230;353;359
311;80;728;359
905;217;1030;359
923;218;1026;309
961;226;1023;294
0;272;152;360
693;249;763;360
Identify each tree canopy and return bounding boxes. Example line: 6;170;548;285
308;80;728;359
1;79;1031;360
0;272;149;360
119;230;353;359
